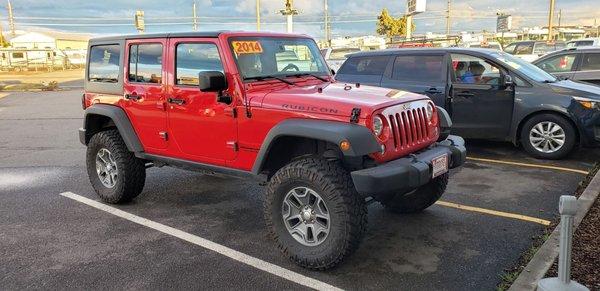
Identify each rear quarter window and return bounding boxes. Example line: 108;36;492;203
391;55;444;82
338;56;389;76
581;53;600;70
88;44;121;83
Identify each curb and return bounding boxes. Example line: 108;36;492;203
508;168;600;291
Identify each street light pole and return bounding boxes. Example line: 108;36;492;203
192;1;198;31
547;0;555;40
279;0;298;33
256;0;261;31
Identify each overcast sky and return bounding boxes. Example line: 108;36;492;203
2;0;600;38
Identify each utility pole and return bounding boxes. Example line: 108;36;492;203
445;0;451;36
7;0;15;37
134;10;145;34
547;0;555;41
0;21;4;47
557;9;562;28
192;1;198;31
324;0;331;46
256;0;261;31
279;0;298;33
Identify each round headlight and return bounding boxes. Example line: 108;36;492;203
373;116;384;136
426;103;434;121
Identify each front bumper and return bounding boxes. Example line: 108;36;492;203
351;135;466;196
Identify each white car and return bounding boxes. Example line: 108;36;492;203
503;41;566;62
321;47;361;72
566;38;600;48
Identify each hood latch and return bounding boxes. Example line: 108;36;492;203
350;108;361;123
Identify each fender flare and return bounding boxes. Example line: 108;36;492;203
81;104;144;153
251;119;381;174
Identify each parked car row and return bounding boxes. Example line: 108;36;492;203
335;47;600;159
533;47;600;86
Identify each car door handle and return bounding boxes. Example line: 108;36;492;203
455;92;475;98
124;94;141;101
167;97;185;105
424;88;442;94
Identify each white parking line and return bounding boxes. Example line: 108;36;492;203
60;192;342;291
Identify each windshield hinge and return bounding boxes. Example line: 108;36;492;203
350;108;361;123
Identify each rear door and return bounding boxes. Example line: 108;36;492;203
380;53;447;107
448;53;514;139
335;55;391;86
122;39;169;152
165;38;238;165
573;52;600;85
534;53;579;80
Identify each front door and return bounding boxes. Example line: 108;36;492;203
122;39;168;151
448;53;514;139
166;38;238;165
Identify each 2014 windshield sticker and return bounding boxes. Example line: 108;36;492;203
232;41;263;54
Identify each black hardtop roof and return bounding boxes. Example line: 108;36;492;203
347;47;502;58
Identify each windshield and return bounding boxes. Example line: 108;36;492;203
229;37;329;80
490;51;557;83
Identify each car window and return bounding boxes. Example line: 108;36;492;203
451;54;502;85
503;43;517;54
329;48;360;60
581;53;600;70
176;43;223;86
391;55;443;82
515;44;533;55
533;43;564;55
128;44;163;84
337;56;389;76
88;44;120;83
535;54;578;73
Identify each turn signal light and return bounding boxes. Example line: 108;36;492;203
340;140;351;151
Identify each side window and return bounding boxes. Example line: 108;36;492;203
503;44;517;54
451;54;503;85
391;55;443;83
176;43;223;86
88;44;120;83
515;44;533;55
337;56;389;76
535;54;577;72
581;53;600;71
128;44;163;84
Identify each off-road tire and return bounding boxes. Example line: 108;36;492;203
520;113;576;160
86;129;146;204
381;172;448;214
264;157;367;270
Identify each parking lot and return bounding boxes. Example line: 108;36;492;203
1;90;597;290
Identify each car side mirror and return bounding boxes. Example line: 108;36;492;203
330;69;336;75
503;74;514;87
198;71;227;92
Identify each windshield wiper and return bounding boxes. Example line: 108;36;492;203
244;75;295;86
285;73;329;82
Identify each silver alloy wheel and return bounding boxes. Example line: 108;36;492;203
529;121;566;154
95;148;118;188
282;187;330;246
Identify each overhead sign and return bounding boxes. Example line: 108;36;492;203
497;15;512;33
407;0;426;15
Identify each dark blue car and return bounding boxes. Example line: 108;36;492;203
335;48;600;159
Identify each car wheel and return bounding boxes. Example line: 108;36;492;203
264;157;367;270
86;129;146;203
520;114;576;160
380;173;448;214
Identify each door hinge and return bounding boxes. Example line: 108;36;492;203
159;131;168;140
226;141;238;151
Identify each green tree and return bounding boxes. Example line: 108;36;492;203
376;9;415;42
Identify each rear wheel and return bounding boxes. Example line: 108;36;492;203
381;173;448;214
520;114;576;160
86;129;146;204
264;157;367;270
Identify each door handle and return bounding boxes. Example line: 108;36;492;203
124;94;141;101
455;92;475;98
167;97;185;105
424;88;442;94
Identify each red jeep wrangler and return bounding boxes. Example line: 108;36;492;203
80;31;466;269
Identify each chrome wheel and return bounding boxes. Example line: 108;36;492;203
529;121;565;154
95;148;118;188
282;187;330;246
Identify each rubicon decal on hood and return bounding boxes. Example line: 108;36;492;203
281;104;339;114
386;90;410;99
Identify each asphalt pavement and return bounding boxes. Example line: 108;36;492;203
0;90;597;290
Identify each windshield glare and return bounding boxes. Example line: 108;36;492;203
229;37;329;80
491;52;557;82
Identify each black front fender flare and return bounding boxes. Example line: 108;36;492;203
80;104;144;153
251;119;381;174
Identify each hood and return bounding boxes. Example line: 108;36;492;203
260;82;429;118
549;80;600;100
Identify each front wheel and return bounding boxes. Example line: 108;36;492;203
264;157;367;270
520;114;576;160
380;173;448;214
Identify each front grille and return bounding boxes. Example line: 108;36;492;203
387;106;430;150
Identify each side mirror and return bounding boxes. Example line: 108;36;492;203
198;71;227;92
503;74;514;87
330;69;336;75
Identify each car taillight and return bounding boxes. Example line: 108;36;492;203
82;93;86;109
